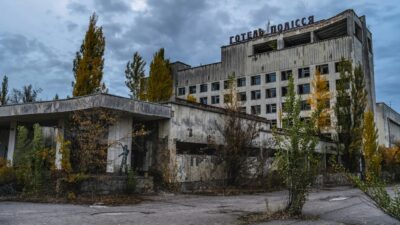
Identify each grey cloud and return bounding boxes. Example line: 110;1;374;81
67;2;90;14
66;21;78;32
92;0;131;15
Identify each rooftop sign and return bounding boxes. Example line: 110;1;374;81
229;16;315;45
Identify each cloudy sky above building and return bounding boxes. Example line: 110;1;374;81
0;0;399;110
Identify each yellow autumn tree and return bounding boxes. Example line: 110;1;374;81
147;48;173;102
186;94;196;103
363;111;382;180
308;69;331;135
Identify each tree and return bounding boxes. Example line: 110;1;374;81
147;48;173;102
186;94;196;103
125;52;146;99
0;75;8;105
274;76;318;216
308;69;331;135
72;13;106;97
362;111;381;180
54;94;59;100
11;85;42;103
216;74;260;186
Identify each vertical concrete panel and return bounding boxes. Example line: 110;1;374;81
54;120;64;170
6;121;16;165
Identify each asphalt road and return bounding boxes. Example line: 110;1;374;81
0;186;399;225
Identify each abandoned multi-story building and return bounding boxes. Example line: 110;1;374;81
172;9;375;130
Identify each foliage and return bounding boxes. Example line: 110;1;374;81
147;48;173;102
381;142;400;175
69;109;116;174
72;13;106;97
0;157;15;185
186;94;196;103
126;168;136;194
363;111;382;181
125;52;146;100
273;76;319;216
10;85;42;103
0;75;8;105
334;58;367;172
54;94;59;100
217;74;260;186
308;69;331;135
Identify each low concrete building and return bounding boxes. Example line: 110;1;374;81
0;93;335;190
376;102;400;147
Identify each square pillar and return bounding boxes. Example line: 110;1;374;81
55;120;65;170
6;121;17;165
106;117;133;173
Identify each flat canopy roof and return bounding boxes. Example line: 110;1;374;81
0;93;171;125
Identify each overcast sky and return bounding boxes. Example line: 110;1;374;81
0;0;399;110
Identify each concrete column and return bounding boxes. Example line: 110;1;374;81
55;120;65;170
106;116;133;173
6;121;17;165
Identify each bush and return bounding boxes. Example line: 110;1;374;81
126;169;136;194
0;157;16;185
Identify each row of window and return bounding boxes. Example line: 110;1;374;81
249;100;312;115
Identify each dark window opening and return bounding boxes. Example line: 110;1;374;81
224;80;229;89
316;64;329;75
301;100;311;111
238;92;247;101
281;70;292;80
253;40;277;54
269;119;277;128
200;84;208;92
266;72;276;83
176;141;216;155
251;105;261;115
354;22;363;43
314;19;348;41
189;85;196;94
251;90;261;100
178;87;186;96
298;83;310;95
251;75;261;85
298;67;310;78
237;77;246;87
266;88;276;98
211;95;220;104
266;104;277;114
211;82;220;91
284;32;311;48
281;86;288;97
239;107;247;113
199;97;208;104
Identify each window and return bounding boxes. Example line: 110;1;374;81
298;67;310;78
281;70;292;81
238;92;247;101
251;105;261;115
266;72;276;83
266;103;277;114
224;80;229;89
178;87;186;96
239;107;247;113
253;40;277;54
336;79;350;90
251;75;261;85
251;90;261;100
211;82;220;91
316;64;329;75
281;102;287;112
211;95;220;104
189;85;196;94
199;97;208;104
223;94;232;103
200;84;208;93
265;88;276;98
300;100;311;111
269;119;277;128
298;83;310;95
354;22;363;42
281;86;288;97
237;77;246;87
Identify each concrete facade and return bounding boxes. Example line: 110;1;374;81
376;102;400;147
172;9;375;129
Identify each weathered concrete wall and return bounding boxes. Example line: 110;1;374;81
80;175;154;194
176;154;225;183
376;103;400;147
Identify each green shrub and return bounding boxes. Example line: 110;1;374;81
0;157;16;185
126;169;136;194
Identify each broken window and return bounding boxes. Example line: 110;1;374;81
316;64;329;75
298;83;310;95
253;40;277;54
251;105;261;115
178;87;186;96
266;103;277;114
281;86;288;97
199;97;208;104
211;95;220;104
266;72;276;83
314;19;348;41
189;85;196;94
211;82;220;91
251;90;261;100
251;75;261;85
238;92;247;101
354;22;363;43
298;67;310;78
200;84;208;92
281;70;292;81
284;32;311;48
266;88;276;98
237;77;246;87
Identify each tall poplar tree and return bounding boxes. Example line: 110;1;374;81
0;75;8;105
125;52;146;99
147;48;173;102
72;13;105;97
